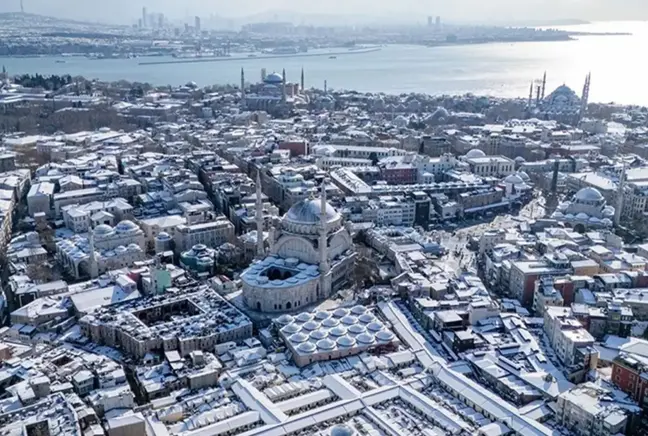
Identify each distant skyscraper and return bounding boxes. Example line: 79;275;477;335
435;16;441;28
142;7;147;28
20;0;24;13
427;16;433;27
195;16;201;32
158;13;164;28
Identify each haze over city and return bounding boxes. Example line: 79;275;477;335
2;0;648;24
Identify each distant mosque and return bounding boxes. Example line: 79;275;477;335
526;72;591;124
241;67;309;115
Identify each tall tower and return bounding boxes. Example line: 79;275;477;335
255;171;265;258
528;82;534;108
324;80;328;93
318;182;330;276
88;228;99;279
614;163;626;227
281;68;287;103
581;72;591;120
541;71;547;100
300;67;305;92
20;0;24;13
240;68;246;106
142;7;147;28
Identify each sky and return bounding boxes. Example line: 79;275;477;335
3;0;648;24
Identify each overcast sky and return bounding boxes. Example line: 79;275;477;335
3;0;648;24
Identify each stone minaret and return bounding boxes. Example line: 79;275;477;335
281;68;287;103
300;67;305;92
240;67;246;105
255;171;265;258
88;228;99;279
318;182;330;275
614;163;626;227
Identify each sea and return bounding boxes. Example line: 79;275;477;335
1;21;647;105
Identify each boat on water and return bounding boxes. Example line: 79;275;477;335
329;56;337;59
55;60;66;63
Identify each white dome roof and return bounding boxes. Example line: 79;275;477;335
376;330;395;342
290;333;308;343
357;333;375;344
575;187;603;202
297;342;316;353
317;338;336;350
576;212;589;220
281;323;301;334
551;211;564;218
296;312;314;323
310;330;328;340
333;308;350;318
115;220;139;233
504;174;524;185
330;425;355;436
341;315;358;325
336;335;356;348
315;310;331;320
302;320;321;331
358;313;376;324
277;314;294;325
466;149;486;158
350;305;367;315
348;324;366;335
517;171;531;182
329;326;348;337
94;224;113;235
322;317;340;328
285;198;340;225
367;322;384;332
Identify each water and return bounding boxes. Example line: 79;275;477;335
2;21;647;105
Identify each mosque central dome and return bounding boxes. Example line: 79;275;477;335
285;198;340;225
264;72;284;84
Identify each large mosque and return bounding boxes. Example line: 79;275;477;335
241;68;308;115
241;177;356;313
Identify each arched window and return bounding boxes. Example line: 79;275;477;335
286;302;292;310
256;302;261;311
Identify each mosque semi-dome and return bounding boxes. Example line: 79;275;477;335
264;72;284;84
94;224;114;236
115;220;139;233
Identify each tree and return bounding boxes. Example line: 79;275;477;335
368;152;379;166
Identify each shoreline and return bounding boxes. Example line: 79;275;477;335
137;48;382;66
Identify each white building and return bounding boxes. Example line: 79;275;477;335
463;150;515;178
27;182;55;217
551;187;615;231
62;198;133;233
174;219;235;254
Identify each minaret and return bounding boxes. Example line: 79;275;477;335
528;82;533;108
300;67;305;92
614;163;626;227
255;171;265;258
318;182;330;276
324;80;328;94
88;228;99;279
281;68;287;103
581;72;591;120
541;71;547;100
240;67;246;104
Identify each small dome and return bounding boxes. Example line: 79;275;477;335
297;342;316;354
276;314;294;325
367;322;385;332
514;156;526;163
115;220;139;233
296;312;314;323
465;149;486;159
517;171;531;182
504;174;524;185
341;315;358;325
376;330;395;342
602;218;613;226
576;212;589;220
302;320;321;331
357;333;375;344
281;323;301;334
329;326;348;337
350;305;367;315
156;232;171;240
574;187;603;202
322;317;340;328
310;330;328;340
589;217;601;223
358;313;376;324
348;324;366;335
290;333;308;343
333;308;350;318
315;310;331;320
317;338;336;350
565;214;575;219
94;224;113;235
551;211;564;219
336;335;356;348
